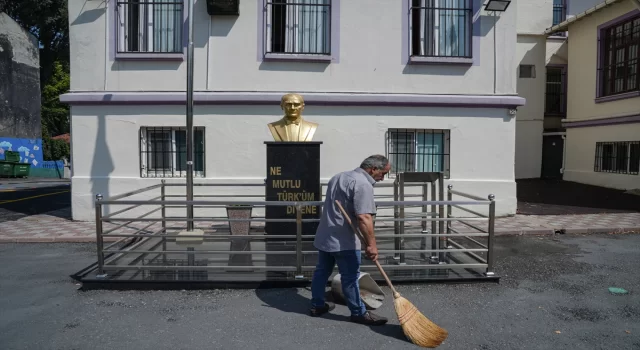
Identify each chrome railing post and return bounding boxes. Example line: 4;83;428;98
95;194;106;278
295;203;303;279
486;194;496;276
161;180;167;264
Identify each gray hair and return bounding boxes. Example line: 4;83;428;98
360;155;389;170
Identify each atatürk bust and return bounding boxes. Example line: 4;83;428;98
267;93;318;142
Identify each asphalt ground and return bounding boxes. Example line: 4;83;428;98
0;183;70;223
1;234;639;349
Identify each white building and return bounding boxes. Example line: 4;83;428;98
61;0;528;221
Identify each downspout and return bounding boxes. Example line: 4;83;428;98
104;0;109;90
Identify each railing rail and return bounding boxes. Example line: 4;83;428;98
91;179;498;281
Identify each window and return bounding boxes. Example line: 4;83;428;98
140;127;205;178
594;141;640;175
116;0;184;54
386;129;450;178
545;67;566;115
409;0;473;59
598;15;640;97
553;0;566;26
265;0;331;55
519;65;536;78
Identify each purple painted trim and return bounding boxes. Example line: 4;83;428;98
563;114;640;128
109;0;188;61
596;9;640;98
59;91;526;107
257;0;340;63
404;0;481;66
595;90;640;103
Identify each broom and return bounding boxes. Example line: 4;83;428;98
335;200;448;348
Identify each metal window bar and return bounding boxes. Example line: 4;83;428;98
140;127;205;178
599;16;640;97
545;67;566;115
387;129;450;178
116;0;184;54
552;0;566;27
85;181;498;283
594;141;640;175
410;0;473;58
266;0;331;55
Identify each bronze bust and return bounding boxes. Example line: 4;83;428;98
267;93;318;142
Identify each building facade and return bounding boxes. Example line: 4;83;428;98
546;0;640;190
61;0;526;221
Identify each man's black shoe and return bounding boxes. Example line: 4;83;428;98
309;302;335;317
350;311;388;326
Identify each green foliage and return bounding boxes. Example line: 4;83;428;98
41;61;70;137
42;135;69;161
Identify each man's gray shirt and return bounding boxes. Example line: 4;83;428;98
314;168;377;252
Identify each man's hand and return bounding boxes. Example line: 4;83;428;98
365;245;378;261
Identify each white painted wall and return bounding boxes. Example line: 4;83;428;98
517;0;553;34
564;124;640;190
67;0;519;95
70;104;517;221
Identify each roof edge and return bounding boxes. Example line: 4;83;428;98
544;0;626;35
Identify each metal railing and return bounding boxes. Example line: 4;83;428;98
89;179;497;283
409;0;473;58
116;0;184;54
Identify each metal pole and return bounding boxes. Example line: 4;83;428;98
438;175;445;262
95;194;106;277
295;204;303;278
161;180;167;264
486;194;496;276
185;0;195;231
393;177;400;261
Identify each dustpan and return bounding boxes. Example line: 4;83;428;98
330;272;386;310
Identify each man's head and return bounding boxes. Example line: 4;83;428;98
281;93;305;120
360;155;391;182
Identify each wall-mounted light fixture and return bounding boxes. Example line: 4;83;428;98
485;0;511;12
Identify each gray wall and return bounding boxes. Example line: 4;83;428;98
0;12;41;140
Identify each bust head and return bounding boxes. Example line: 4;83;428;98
281;93;305;120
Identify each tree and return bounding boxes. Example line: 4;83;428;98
0;0;69;86
41;61;70;138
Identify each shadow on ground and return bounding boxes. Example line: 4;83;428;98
517;179;640;215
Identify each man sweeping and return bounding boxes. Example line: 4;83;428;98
309;155;391;326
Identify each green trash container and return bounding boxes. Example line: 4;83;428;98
4;151;20;162
0;161;14;177
12;163;30;178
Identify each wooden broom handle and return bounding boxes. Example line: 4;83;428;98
334;200;399;296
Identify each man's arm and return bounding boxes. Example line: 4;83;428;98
357;213;378;261
353;182;378;261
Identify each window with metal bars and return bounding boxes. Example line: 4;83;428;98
409;0;473;58
265;0;331;55
545;67;566;115
598;15;640;97
594;141;640;175
140;127;205;178
386;129;450;178
552;0;566;27
116;0;184;54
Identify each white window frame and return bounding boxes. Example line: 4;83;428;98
265;0;332;55
140;127;205;178
116;0;184;54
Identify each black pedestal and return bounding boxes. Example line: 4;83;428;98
264;142;322;242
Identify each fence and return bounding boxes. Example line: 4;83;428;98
73;179;497;288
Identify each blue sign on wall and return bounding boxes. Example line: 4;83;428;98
0;137;44;167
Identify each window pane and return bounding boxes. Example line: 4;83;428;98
411;0;471;58
630;143;640;174
268;0;330;54
417;132;444;172
148;130;171;171
389;131;415;173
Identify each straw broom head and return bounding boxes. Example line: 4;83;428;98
393;291;448;348
333;200;449;348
